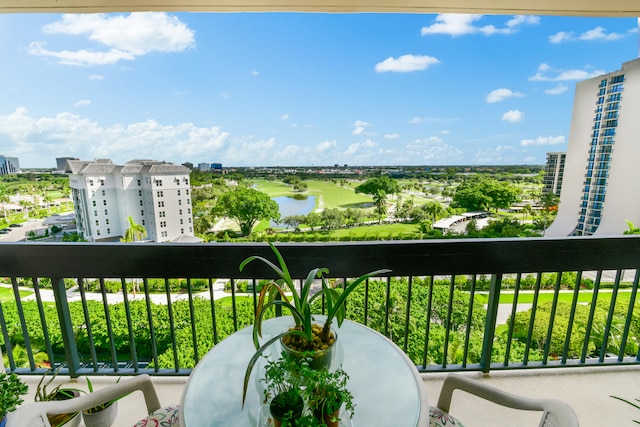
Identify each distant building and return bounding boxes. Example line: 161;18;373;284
66;159;194;243
211;163;222;172
547;58;640;236
543;152;566;197
198;162;211;172
0;155;21;175
56;157;79;172
182;162;194;170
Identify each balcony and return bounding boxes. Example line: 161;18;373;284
1;238;640;426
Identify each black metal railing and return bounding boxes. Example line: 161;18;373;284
0;237;639;377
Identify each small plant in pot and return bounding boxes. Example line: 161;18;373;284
303;366;354;427
35;367;84;427
261;352;305;427
0;372;29;427
241;242;389;405
82;377;121;427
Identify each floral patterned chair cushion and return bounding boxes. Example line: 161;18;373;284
133;404;180;427
429;406;465;427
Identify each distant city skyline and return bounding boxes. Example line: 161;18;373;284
0;12;638;168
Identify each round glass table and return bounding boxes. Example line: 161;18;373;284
180;316;428;427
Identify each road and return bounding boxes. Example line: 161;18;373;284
0;218;45;242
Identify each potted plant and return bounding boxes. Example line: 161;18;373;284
0;372;28;427
35;367;83;427
303;366;355;427
81;377;121;427
261;353;305;427
241;242;389;405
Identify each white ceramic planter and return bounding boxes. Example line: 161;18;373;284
82;402;118;427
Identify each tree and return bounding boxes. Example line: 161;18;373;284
423;201;447;222
214;187;280;236
320;208;344;230
538;191;560;235
305;212;321;231
452;175;519;212
522;204;533;221
355;176;400;197
120;216;147;242
282;215;305;232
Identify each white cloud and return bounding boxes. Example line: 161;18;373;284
0;107;231;166
28;13;195;66
352;120;371;135
375;54;440;73
501;109;524;123
472;145;523;164
520;135;565;146
530;64;605;82
409;117;423;124
88;74;103;80
545;84;568;95
316;140;336;152
440;130;451;135
421;14;539;37
404;136;464;163
486;88;525;103
345;139;378;156
549;26;627;43
280;114;289;120
384;133;400;139
74;99;91;107
219;92;231;98
251;70;259;76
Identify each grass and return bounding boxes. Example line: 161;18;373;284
0;286;33;302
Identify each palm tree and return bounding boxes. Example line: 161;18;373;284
121;216;147;297
120;216;147;242
424;200;447;222
0;189;9;219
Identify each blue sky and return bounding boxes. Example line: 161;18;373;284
0;12;638;168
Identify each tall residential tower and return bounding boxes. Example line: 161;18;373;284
547;58;640;236
67;159;194;242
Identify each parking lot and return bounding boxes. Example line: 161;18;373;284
0;218;46;242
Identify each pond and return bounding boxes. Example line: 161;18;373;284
272;195;316;227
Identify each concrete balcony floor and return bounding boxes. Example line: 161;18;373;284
16;365;640;427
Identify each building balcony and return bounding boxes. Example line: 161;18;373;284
1;238;640;426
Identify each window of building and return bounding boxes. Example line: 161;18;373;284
186;189;190;195
181;228;184;234
140;200;143;206
107;228;111;234
141;210;144;216
188;208;191;214
94;210;98;216
102;190;106;196
104;209;108;215
180;218;183;224
177;189;181;196
157;190;163;197
106;218;110;225
89;179;94;186
137;179;141;186
103;200;107;206
96;230;101;236
142;219;146;226
158;201;165;208
95;220;99;226
188;218;192;223
179;209;182;215
178;199;182;205
100;179;105;186
92;200;96;207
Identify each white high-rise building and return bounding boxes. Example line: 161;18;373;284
543;152;566;197
547;58;640;237
0;155;21;175
67;159;194;242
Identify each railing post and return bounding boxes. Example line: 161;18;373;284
51;277;80;377
480;273;502;373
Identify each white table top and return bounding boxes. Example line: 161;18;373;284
180;316;428;427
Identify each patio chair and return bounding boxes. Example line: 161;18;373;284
429;373;579;427
8;374;179;427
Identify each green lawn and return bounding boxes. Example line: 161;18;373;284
252;179;374;211
0;286;33;302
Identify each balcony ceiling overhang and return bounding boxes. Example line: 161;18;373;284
0;0;639;16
